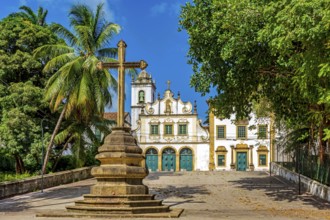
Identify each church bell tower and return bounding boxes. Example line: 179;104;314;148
131;70;156;130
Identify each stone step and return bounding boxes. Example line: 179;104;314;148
66;205;170;214
82;194;155;201
74;199;162;207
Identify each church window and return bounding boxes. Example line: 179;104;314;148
258;125;267;139
217;155;226;166
237;125;247;139
217;125;226;139
138;90;145;103
178;124;187;135
150;125;159;135
259;154;267;166
164;124;173;135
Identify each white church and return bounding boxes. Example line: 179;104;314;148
128;70;272;172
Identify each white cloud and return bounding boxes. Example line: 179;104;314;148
73;0;116;22
150;2;168;16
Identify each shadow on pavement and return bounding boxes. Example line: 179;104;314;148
228;173;330;210
0;180;93;212
145;171;183;180
150;184;210;200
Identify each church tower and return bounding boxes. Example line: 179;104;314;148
131;70;156;130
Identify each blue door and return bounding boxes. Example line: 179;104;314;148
145;148;158;172
162;148;176;171
236;152;247;171
180;148;193;171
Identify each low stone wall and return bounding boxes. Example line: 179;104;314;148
271;162;329;202
0;167;93;199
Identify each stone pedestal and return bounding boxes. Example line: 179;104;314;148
37;127;182;218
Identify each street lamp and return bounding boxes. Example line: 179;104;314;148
41;118;48;193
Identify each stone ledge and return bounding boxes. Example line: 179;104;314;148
271;162;330;202
36;208;184;218
0;167;93;199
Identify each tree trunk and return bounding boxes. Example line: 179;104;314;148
14;154;25;174
42;104;67;174
318;123;325;165
52;139;71;172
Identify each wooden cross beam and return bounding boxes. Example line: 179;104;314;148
97;40;148;127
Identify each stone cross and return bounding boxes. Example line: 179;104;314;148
97;40;147;127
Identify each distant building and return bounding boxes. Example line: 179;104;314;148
131;70;209;172
103;112;131;127
209;111;273;171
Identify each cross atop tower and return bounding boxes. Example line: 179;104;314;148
166;80;171;90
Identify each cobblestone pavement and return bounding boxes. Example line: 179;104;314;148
0;171;329;220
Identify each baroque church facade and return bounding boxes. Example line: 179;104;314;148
131;70;210;172
130;70;272;172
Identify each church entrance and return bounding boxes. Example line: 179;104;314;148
145;148;158;172
236;152;247;171
162;148;176;171
180;148;193;171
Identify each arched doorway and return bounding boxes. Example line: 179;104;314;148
180;148;193;171
145;148;158;172
162;148;176;171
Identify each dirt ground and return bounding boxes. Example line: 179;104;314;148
0;171;329;220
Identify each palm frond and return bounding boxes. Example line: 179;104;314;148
33;44;74;60
19;5;37;24
97;48;117;58
43;52;77;73
50;23;78;46
95;22;120;49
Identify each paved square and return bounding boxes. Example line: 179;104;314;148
0;171;329;220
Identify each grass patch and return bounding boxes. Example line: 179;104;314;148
0;172;34;182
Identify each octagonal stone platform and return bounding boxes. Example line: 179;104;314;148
37;127;182;218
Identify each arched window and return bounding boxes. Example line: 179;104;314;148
138;90;145;103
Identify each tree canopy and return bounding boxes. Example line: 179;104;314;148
180;0;330;161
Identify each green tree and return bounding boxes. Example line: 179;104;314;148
12;5;48;26
0;82;47;174
34;3;120;174
180;0;330;163
0;15;60;174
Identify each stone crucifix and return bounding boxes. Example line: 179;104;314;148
97;40;148;127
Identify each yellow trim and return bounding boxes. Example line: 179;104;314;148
209;109;215;170
216;125;226;139
236;125;247;140
258;124;268;139
216;146;228;152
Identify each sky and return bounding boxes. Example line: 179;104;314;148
1;0;211;122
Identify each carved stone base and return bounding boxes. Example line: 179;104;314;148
249;164;255;171
38;127;182;218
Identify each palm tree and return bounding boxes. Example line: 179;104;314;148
16;5;48;26
51;115;115;171
34;3;120;174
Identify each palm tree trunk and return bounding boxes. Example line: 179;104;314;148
42;104;67;174
51;139;71;172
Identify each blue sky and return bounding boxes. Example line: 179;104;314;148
1;0;211;122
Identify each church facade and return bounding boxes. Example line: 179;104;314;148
131;70;210;172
